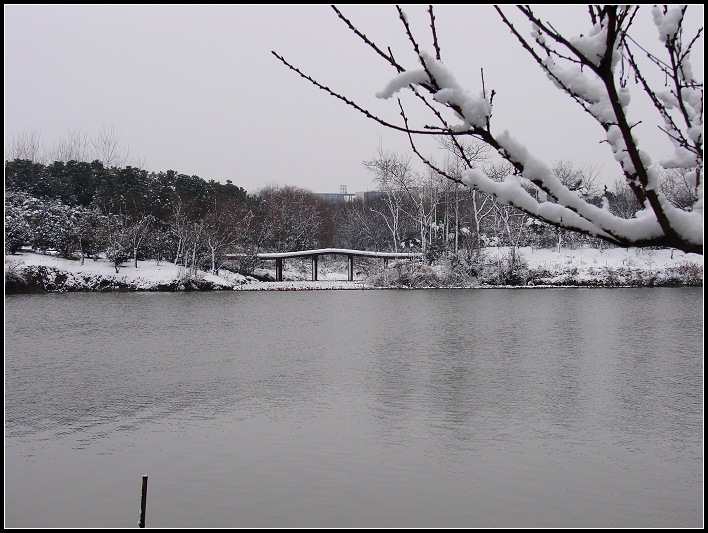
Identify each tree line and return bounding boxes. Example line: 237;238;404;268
4;147;697;278
5;158;297;275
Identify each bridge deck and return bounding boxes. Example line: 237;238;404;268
254;248;421;260
226;248;422;282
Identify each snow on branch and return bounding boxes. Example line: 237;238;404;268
272;5;703;254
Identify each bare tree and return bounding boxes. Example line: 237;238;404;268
50;129;92;163
415;167;445;255
437;163;465;255
7;126;139;168
92;125;130;168
660;167;699;210
257;185;325;251
552;160;602;200
273;5;703;254
337;197;390;251
363;148;414;253
125;214;155;269
365;146;450;256
550;159;604;249
5;129;45;163
606;177;643;220
203;204;254;275
182;220;206;277
170;200;191;266
484;162;531;249
103;213;130;273
439;138;496;251
467;187;496;249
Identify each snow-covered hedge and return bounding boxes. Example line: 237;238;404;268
4;264;234;293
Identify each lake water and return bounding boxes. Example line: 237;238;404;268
4;288;703;528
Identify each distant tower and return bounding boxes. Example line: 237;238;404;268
340;185;348;195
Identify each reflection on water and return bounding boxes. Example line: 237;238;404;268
4;289;703;527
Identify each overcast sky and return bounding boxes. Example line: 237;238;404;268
4;4;704;195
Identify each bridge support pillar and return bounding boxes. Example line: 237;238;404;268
276;258;283;281
348;254;354;281
311;255;318;281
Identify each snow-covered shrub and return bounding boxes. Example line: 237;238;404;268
4;200;32;254
22;196;79;257
661;261;703;286
105;242;131;273
479;247;530;286
431;255;480;287
365;261;441;288
4;257;26;288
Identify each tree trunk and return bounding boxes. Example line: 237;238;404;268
210;245;217;275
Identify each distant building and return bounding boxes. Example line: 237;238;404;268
315;193;355;202
315;185;356;203
315;185;384;203
354;190;384;202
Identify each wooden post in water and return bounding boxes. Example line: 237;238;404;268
139;475;148;528
275;258;283;282
311;254;318;281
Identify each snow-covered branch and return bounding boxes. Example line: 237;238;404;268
273;5;703;254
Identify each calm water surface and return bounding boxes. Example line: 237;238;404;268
4;288;703;527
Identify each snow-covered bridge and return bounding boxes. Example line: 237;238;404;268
228;248;422;281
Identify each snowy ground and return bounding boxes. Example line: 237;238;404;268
4;246;704;292
489;245;703;286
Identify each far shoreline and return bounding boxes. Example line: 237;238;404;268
5;248;703;294
5;269;702;295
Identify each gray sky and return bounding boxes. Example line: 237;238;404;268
4;4;704;194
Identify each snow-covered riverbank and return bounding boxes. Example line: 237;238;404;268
4;246;703;293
